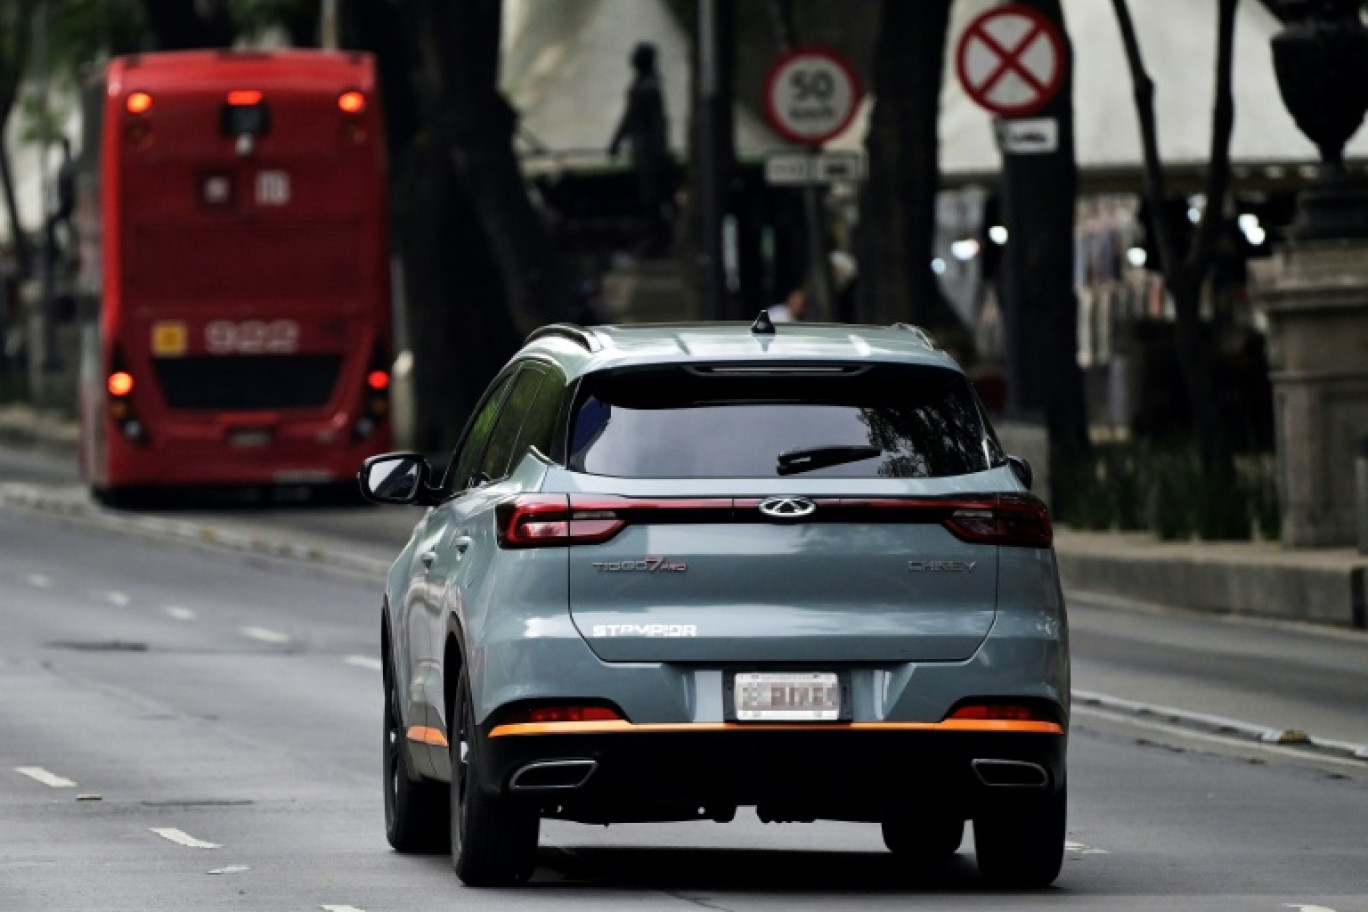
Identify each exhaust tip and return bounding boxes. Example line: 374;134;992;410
510;759;598;791
971;759;1049;789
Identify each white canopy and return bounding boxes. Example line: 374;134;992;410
502;0;783;164
831;0;1368;173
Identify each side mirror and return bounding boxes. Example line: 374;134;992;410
359;453;435;505
1007;455;1034;491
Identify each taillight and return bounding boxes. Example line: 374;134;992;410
942;494;1052;547
125;92;153;114
226;89;263;106
106;371;134;397
499;704;624;725
354;352;392;440
496;495;733;548
497;495;628;548
948;702;1056;723
105;355;146;444
338;90;366;114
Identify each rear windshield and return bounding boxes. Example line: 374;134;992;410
568;364;1004;479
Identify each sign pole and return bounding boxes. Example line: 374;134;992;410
761;47;863;322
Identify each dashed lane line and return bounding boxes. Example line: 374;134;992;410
98;590;131;607
150;827;221;849
14;766;76;788
343;655;382;672
25;574;52;589
1065;840;1109;855
321;906;368;912
164;606;196;621
239;626;291;645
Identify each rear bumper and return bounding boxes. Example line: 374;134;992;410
477;723;1066;823
103;423;390;487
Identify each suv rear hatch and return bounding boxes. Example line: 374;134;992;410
514;362;1047;664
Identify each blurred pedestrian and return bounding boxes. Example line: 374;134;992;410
608;42;673;257
769;288;807;323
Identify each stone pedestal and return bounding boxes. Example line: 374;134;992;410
1254;240;1368;547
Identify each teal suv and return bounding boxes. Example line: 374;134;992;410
360;318;1070;888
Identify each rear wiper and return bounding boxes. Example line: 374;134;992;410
777;444;882;476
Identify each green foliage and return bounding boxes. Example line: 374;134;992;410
227;0;318;41
47;0;149;82
1057;441;1280;542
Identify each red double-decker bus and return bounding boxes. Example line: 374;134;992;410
76;49;392;504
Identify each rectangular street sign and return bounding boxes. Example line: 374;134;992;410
998;117;1059;155
764;150;866;186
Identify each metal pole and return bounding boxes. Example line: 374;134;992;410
320;0;338;50
698;0;729;320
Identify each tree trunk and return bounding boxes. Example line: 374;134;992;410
418;0;571;335
855;0;958;330
141;0;234;49
1112;0;1237;481
345;0;520;451
0;0;34;278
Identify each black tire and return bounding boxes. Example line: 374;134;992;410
450;671;539;886
383;658;448;853
974;785;1067;888
881;812;964;860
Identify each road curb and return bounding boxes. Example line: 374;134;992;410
0;483;392;581
1073;689;1368;763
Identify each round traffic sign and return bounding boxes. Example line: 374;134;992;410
955;4;1066;118
763;47;862;147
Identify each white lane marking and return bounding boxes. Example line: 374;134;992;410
164;606;197;622
208;865;251;875
100;591;131;607
239;626;291;644
25;574;52;589
1284;906;1339;912
150;827;221;849
343;655;382;672
14;766;76;788
1065;840;1109;855
1074;705;1368;771
321;906;367;912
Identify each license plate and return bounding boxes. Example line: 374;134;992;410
734;672;841;721
228;429;272;448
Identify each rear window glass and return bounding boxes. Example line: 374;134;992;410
568;364;1004;479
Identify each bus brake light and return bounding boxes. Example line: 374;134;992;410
367;370;390;391
107;372;135;397
126;92;153;115
227;89;263;106
338;91;366;114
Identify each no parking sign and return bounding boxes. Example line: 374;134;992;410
956;5;1066;118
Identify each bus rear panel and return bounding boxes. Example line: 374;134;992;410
81;50;392;496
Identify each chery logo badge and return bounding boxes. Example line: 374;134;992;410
758;496;817;519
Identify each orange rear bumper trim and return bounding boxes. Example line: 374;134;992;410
488;719;1064;738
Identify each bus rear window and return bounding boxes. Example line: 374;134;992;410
567;364;1005;479
153;355;340;410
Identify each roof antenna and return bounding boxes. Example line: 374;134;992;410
750;310;776;335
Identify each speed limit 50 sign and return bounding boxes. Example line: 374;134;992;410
763;47;862;147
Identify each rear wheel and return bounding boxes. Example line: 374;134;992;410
382;658;448;852
974;785;1066;888
450;671;539;886
881;812;964;860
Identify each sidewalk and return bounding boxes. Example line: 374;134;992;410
2;403;1365;631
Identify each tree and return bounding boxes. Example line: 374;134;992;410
1112;0;1238;489
854;0;959;332
0;0;38;279
416;0;572;336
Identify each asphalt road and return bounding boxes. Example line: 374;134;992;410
3;493;1368;911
